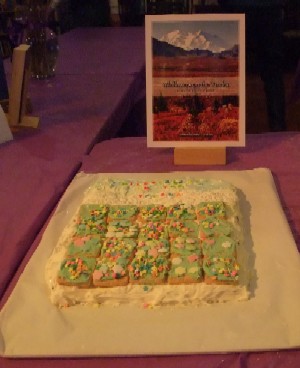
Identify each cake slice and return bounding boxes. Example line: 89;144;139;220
134;246;170;264
138;221;168;240
128;255;170;285
100;237;137;261
65;235;102;258
137;205;167;223
167;219;199;238
78;204;109;220
170;237;201;256
57;257;96;288
168;253;203;284
203;257;239;285
196;202;226;220
129;243;170;285
198;217;231;239
166;204;196;220
106;220;139;238
93;257;129;287
74;218;107;236
107;205;139;223
201;235;237;259
136;238;170;258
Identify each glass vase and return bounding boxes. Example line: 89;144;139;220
25;3;59;79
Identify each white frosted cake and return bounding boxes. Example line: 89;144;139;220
45;177;250;308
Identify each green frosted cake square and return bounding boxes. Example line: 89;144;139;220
167;220;199;238
138;221;168;241
196;202;226;219
66;235;103;258
79;204;109;220
136;238;170;258
100;237;137;261
168;253;202;284
137;205;167;222
201;235;237;259
199;217;232;239
93;257;130;287
203;257;239;285
166;204;196;220
74;218;107;236
107;205;139;222
57;257;96;287
170;237;201;256
128;255;170;285
106;220;139;238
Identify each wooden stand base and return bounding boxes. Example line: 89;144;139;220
9;115;40;133
174;147;226;165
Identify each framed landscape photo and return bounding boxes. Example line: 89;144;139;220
146;14;245;148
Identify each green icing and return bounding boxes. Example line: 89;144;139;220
138;222;168;241
168;220;199;238
106;220;139;238
58;257;96;284
202;235;237;258
93;258;129;281
139;205;167;221
79;204;108;220
129;256;169;282
170;237;200;255
169;255;202;280
135;245;170;261
108;205;138;220
199;217;231;238
137;239;170;254
196;202;226;218
75;219;107;236
66;235;102;258
167;204;196;220
203;257;239;282
101;238;137;260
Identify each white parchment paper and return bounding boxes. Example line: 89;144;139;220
1;168;300;357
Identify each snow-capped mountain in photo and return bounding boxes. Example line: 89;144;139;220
159;29;231;53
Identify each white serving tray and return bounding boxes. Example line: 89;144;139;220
1;169;300;357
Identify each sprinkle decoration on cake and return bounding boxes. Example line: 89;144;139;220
45;177;250;308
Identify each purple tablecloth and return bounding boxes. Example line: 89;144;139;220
56;27;145;76
28;73;143;129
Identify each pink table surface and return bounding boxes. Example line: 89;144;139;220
1;133;299;368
